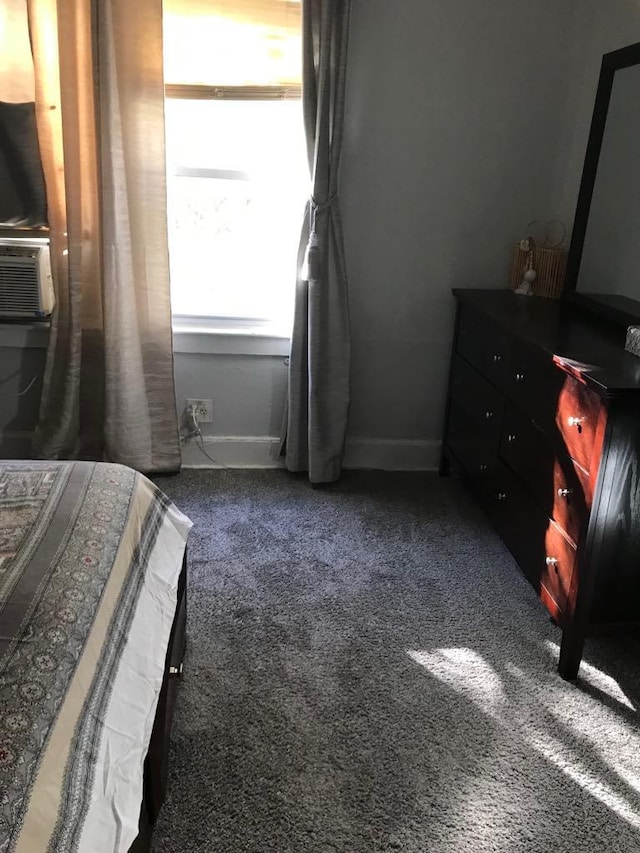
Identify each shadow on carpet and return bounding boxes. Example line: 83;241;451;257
150;470;640;853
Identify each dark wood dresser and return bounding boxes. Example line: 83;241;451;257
441;289;640;679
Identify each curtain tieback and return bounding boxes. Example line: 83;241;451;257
301;194;337;281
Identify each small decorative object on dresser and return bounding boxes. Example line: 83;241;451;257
509;220;567;299
514;267;537;296
441;290;640;681
625;325;640;358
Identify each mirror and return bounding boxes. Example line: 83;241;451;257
566;43;640;325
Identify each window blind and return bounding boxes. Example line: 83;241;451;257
163;0;302;89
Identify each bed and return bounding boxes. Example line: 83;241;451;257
0;461;191;853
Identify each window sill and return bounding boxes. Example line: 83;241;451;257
172;322;291;356
0;320;291;357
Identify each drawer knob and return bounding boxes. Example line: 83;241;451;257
545;556;558;566
557;488;573;499
485;410;494;420
497;492;507;501
493;354;502;363
567;416;584;428
515;373;526;382
507;433;517;442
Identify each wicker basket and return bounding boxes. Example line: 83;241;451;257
509;245;567;299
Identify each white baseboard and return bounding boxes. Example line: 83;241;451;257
1;431;441;472
181;435;284;468
182;435;441;471
343;438;440;471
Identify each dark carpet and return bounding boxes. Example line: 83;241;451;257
151;469;640;853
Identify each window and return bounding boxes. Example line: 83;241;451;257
0;0;47;229
163;0;306;336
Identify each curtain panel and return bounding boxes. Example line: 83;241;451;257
28;0;181;474
286;0;352;484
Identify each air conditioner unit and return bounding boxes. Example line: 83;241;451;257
0;238;54;319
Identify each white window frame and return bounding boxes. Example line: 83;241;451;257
166;83;303;354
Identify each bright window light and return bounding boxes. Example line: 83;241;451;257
163;0;302;89
165;98;308;333
543;640;636;710
0;0;35;102
409;646;640;828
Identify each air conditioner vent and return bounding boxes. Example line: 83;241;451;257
0;240;54;318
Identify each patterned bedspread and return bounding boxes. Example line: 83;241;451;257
0;461;191;853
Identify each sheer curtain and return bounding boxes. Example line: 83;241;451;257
286;0;352;484
27;0;181;473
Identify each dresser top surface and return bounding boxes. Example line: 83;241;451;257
453;289;640;395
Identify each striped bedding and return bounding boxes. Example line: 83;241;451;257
0;461;191;853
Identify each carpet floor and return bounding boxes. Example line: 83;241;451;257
150;469;640;853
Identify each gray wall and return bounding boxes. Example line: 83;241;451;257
0;336;288;463
2;0;639;466
341;0;573;462
174;350;288;466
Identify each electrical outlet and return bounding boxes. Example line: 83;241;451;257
186;398;213;423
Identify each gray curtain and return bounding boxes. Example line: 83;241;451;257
285;0;352;484
28;0;181;474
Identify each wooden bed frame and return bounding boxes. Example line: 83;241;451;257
129;552;188;853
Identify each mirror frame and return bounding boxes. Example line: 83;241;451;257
565;41;640;326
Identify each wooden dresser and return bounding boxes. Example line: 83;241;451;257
441;289;640;679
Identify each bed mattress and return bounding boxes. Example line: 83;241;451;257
0;461;191;853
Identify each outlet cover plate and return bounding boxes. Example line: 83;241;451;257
186;398;213;423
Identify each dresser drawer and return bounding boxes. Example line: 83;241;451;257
482;460;575;616
456;306;511;389
500;404;591;545
550;458;592;545
540;520;577;618
554;373;607;474
447;401;496;494
501;340;566;429
499;343;606;475
450;355;504;435
481;460;544;586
